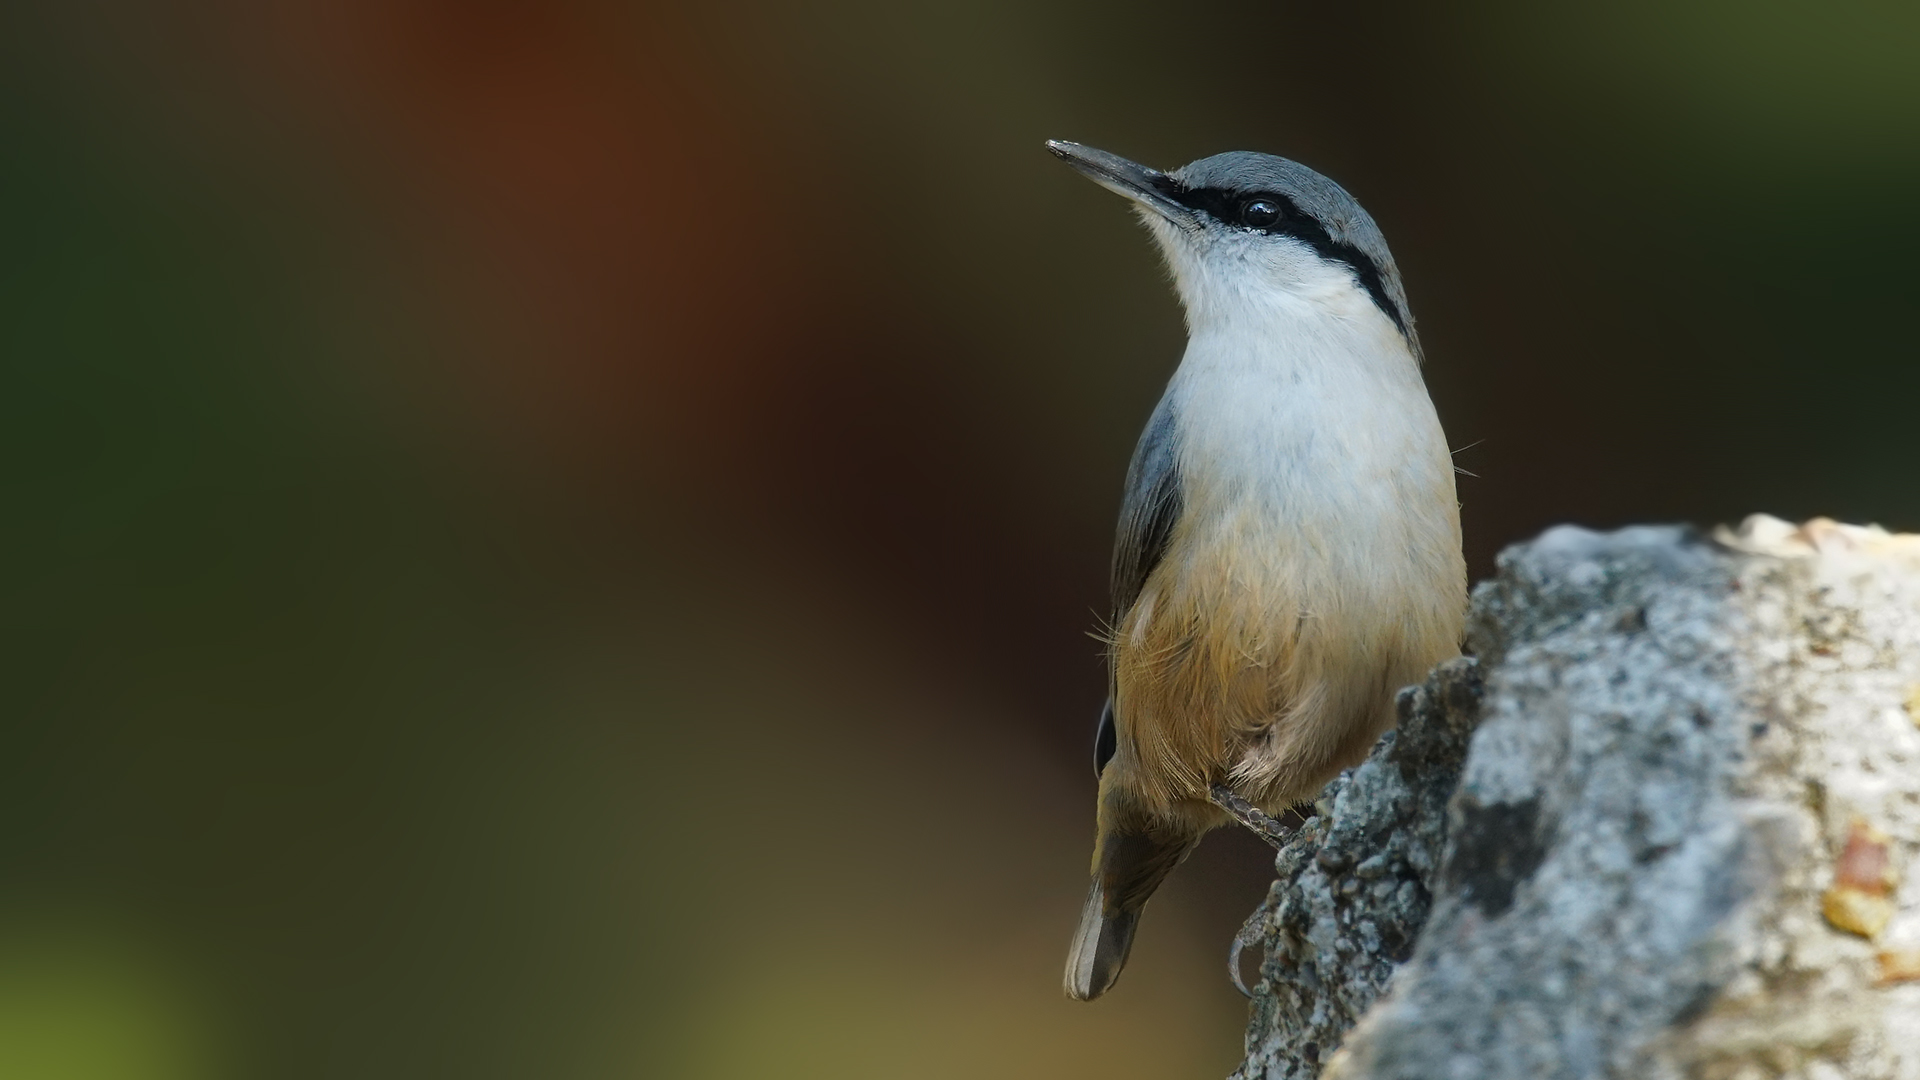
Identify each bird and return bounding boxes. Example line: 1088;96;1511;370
1046;140;1467;1001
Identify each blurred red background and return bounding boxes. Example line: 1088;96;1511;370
3;1;1916;1076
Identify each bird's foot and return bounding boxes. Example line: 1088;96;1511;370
1227;904;1268;999
1207;783;1293;850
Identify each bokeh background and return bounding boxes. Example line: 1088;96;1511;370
4;1;1917;1077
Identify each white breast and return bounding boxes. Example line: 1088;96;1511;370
1168;280;1459;608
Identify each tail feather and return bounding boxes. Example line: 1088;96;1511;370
1064;883;1139;1001
1063;827;1197;1000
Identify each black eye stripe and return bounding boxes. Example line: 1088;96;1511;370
1149;182;1410;338
1152;183;1297;233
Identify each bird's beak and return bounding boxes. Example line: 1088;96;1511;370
1046;140;1198;229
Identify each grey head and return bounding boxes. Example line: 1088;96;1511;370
1046;141;1415;345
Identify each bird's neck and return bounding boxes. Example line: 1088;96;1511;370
1175;280;1419;390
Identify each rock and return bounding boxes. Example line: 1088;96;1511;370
1228;654;1483;1080
1235;517;1920;1080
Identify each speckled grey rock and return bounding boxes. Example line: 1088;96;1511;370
1236;518;1920;1080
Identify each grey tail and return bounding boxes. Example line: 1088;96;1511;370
1062;829;1196;1001
1064;883;1140;1001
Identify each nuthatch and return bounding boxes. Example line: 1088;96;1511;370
1047;141;1467;1001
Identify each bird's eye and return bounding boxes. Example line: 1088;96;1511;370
1240;199;1281;228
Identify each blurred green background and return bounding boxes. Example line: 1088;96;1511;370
2;1;1916;1077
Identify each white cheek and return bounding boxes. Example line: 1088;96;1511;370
1145;227;1366;330
1220;236;1357;305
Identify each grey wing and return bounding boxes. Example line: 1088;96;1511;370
1096;391;1182;775
1110;389;1183;620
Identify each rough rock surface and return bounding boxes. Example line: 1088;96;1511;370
1230;655;1483;1080
1235;518;1920;1080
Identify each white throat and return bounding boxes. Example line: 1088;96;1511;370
1167;266;1433;501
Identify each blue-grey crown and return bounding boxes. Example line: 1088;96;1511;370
1160;152;1415;343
